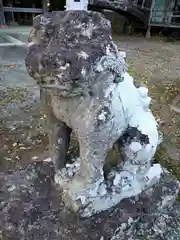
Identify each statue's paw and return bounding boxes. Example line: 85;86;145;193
54;161;163;218
54;158;80;185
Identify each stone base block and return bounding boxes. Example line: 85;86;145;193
55;159;164;218
111;170;180;240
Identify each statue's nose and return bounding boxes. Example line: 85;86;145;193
27;28;41;47
28;28;36;43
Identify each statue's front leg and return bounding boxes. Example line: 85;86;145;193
65;132;111;214
58;116;124;217
49;121;72;170
40;89;72;170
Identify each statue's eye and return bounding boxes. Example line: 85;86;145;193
66;60;71;65
52;63;58;68
50;80;55;84
40;80;46;85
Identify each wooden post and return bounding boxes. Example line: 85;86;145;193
146;0;155;39
0;0;6;26
42;0;47;13
141;0;145;9
7;1;15;24
32;3;35;20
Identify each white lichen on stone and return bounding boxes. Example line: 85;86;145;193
57;138;63;144
43;157;52;162
8;185;16;192
98;110;107;121
77;51;89;60
129;142;142;152
81;23;94;38
60;63;70;70
81;67;86;77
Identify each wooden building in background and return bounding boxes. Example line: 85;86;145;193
0;0;47;26
1;0;180;31
0;0;89;26
150;0;180;26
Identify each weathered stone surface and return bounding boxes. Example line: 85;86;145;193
111;171;180;240
0;161;180;240
25;10;121;98
25;10;161;217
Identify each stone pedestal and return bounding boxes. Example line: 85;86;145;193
1;160;179;239
55;159;163;218
111;170;180;240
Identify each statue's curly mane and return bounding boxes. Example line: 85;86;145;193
25;10;127;96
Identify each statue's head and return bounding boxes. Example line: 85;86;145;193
25;10;121;96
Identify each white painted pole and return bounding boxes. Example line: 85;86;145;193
66;0;88;10
42;0;47;13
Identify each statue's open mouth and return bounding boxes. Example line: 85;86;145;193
36;77;71;91
40;84;71;91
37;78;82;97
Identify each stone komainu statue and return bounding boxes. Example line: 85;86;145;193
25;10;162;218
